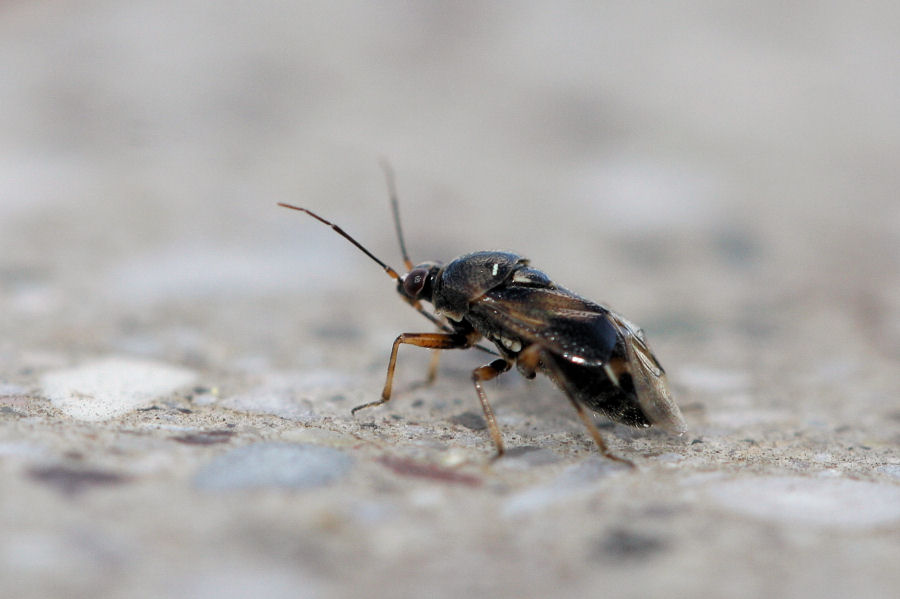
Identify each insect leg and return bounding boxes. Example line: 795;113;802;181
471;358;513;458
425;348;442;384
422;309;450;384
399;341;442;392
517;344;635;468
408;300;499;357
351;332;472;415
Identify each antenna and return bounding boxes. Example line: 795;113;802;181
278;194;500;358
276;203;401;280
379;159;414;271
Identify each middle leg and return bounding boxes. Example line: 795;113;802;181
471;358;513;457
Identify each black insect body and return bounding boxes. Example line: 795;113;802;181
279;168;685;464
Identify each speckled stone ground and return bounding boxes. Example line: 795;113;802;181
2;3;899;599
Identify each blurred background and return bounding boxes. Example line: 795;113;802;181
1;2;898;598
3;0;898;413
3;1;897;316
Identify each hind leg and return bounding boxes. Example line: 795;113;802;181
517;344;634;467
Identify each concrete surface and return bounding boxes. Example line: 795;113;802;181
2;2;899;598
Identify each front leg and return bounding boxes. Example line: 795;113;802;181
351;332;474;415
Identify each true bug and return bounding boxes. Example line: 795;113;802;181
278;165;686;464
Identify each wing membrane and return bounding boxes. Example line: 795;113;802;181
471;283;687;434
611;313;687;434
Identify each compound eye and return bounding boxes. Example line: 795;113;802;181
403;268;429;298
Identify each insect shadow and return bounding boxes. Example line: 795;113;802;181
279;164;686;466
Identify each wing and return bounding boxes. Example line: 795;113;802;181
471;285;619;365
609;312;687;434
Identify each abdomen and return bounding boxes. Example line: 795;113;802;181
545;355;651;428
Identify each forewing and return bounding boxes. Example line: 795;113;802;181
473;286;619;365
611;314;687;434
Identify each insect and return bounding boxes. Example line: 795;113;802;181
278;165;686;465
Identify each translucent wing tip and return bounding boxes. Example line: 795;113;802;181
653;397;687;435
619;325;687;435
635;370;687;435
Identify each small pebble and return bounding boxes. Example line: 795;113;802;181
501;446;561;468
0;383;28;395
171;430;234;446
280;427;357;448
40;358;196;421
703;476;900;529
193;443;353;491
655;452;683;463
450;411;487;431
376;455;481;487
595;528;667;561
877;465;900;480
27;465;130;496
439;448;471;468
222;390;316;423
0;441;48;458
503;457;624;517
220;371;350;422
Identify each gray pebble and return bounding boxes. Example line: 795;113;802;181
877;465;900;480
450;411;487;431
194;442;353;491
595;528;668;561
